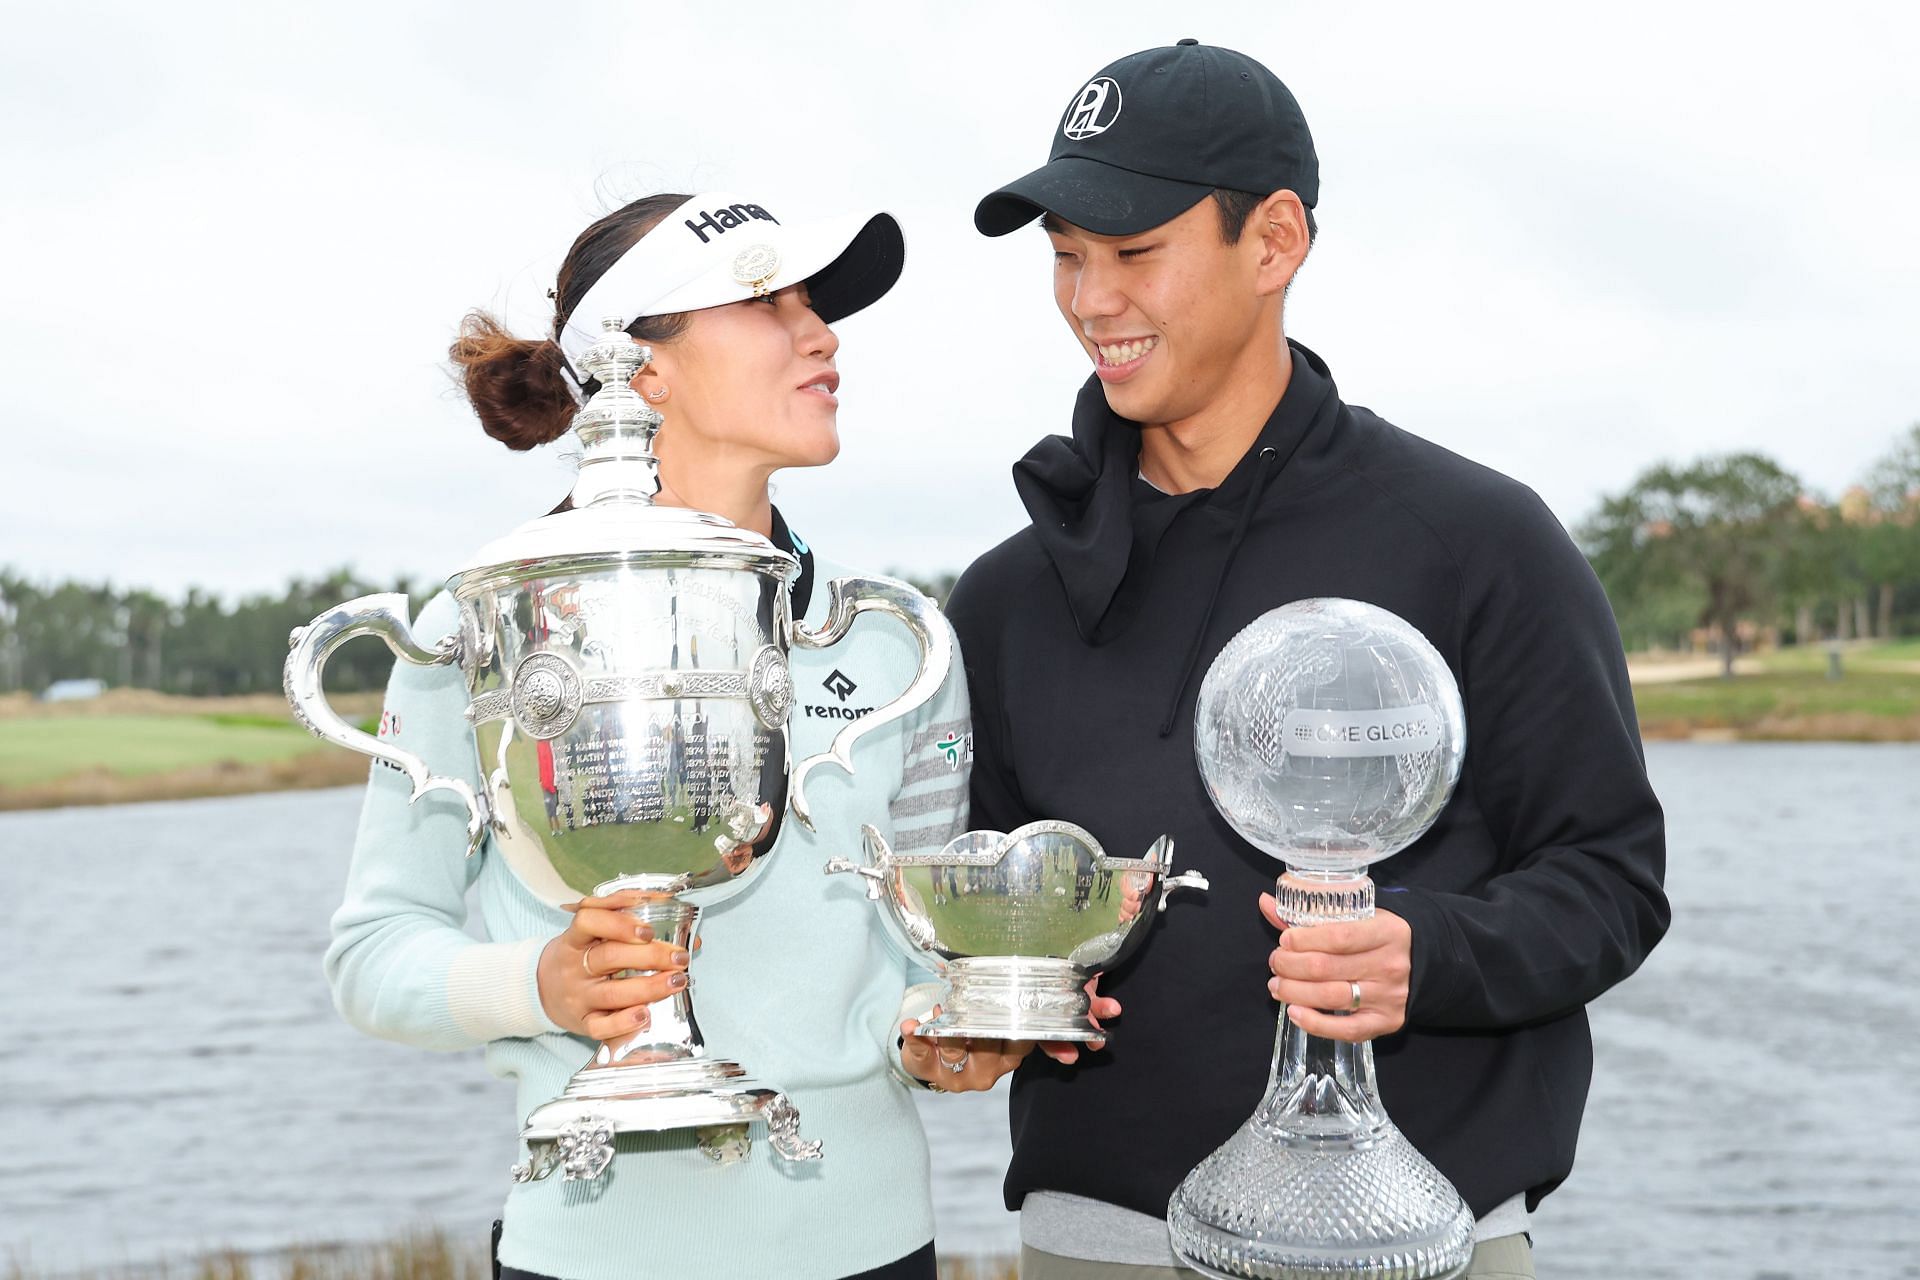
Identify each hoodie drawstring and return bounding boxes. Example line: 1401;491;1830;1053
1158;446;1281;737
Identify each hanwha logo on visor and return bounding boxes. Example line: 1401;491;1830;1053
1062;77;1123;140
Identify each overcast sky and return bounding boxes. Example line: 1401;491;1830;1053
4;2;1917;599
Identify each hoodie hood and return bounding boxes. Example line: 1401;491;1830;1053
1011;341;1342;644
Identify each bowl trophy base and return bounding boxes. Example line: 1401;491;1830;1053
514;1056;821;1182
911;956;1106;1042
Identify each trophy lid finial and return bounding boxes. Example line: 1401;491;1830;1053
452;318;797;589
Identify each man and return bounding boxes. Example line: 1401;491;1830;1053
900;39;1669;1279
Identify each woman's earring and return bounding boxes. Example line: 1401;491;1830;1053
648;386;668;402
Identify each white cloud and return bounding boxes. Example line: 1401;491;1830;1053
4;0;1916;596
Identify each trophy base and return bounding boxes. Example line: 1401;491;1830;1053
514;1056;821;1181
1167;1119;1474;1280
913;956;1105;1042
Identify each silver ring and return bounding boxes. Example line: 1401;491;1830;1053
939;1052;969;1075
1347;980;1362;1013
582;941;603;977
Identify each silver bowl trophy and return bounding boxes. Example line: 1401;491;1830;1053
285;317;950;1182
827;821;1207;1041
1167;598;1475;1280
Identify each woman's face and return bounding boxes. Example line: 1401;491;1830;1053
638;283;843;474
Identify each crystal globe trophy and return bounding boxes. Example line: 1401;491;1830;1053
1167;598;1475;1280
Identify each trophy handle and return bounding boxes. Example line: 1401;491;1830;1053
284;592;491;855
823;824;894;899
787;576;952;831
1143;835;1210;912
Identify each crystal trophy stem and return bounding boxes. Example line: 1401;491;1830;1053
1167;866;1474;1280
1259;872;1396;1145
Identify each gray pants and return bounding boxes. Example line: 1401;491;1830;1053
1019;1233;1535;1279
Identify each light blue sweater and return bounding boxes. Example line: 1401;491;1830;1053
324;550;968;1280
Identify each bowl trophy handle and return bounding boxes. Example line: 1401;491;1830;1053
823;824;895;899
284;591;491;854
787;576;952;831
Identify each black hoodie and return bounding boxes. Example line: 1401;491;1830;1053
945;342;1669;1223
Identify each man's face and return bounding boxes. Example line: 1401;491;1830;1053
1045;198;1269;426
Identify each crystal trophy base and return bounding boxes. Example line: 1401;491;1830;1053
910;956;1105;1042
1167;872;1474;1280
1168;1123;1473;1280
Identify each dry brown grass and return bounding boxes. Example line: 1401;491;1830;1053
0;689;383;721
1;1233;1019;1280
0;749;370;812
1638;708;1920;742
1743;710;1920;741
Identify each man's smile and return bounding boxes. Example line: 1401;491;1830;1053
1092;334;1159;381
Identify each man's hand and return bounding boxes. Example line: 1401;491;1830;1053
900;976;1122;1090
1260;893;1411;1042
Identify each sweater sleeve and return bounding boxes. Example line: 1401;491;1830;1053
877;614;971;1066
322;592;564;1051
1390;494;1671;1029
884;612;973;857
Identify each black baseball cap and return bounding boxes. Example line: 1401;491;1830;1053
975;39;1319;238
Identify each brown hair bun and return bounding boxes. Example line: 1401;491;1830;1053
449;314;576;451
452;192;697;452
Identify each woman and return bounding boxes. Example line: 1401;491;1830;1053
324;191;969;1280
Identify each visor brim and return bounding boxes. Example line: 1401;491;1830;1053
804;212;905;325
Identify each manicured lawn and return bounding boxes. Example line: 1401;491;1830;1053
1633;670;1920;735
0;714;321;787
1750;638;1920;675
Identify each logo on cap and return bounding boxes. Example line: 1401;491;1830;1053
1062;77;1123;140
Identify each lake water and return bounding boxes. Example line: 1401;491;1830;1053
2;744;1917;1278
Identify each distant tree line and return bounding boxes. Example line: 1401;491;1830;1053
0;568;958;698
1580;423;1920;673
0;570;429;697
5;425;1914;696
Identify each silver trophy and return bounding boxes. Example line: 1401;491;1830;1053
827;821;1207;1041
285;317;950;1182
1167;598;1475;1280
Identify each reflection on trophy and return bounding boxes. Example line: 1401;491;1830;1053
1167;598;1475;1280
827;821;1207;1041
284;317;950;1182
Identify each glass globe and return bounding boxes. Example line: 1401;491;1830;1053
1194;597;1465;874
1169;599;1475;1280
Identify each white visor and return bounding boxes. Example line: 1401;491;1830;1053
555;191;904;391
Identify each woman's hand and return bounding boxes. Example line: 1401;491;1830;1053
898;1015;1033;1092
537;887;691;1041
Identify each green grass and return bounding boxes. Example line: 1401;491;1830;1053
0;715;322;787
1633;669;1920;732
899;860;1137;959
1748;637;1920;675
